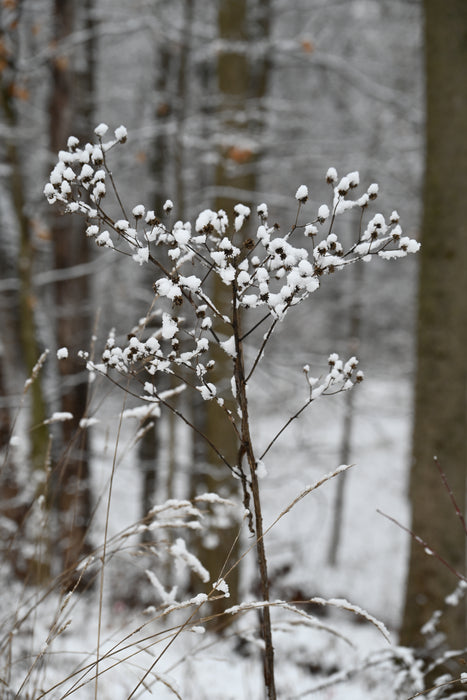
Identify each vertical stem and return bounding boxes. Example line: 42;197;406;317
232;285;276;700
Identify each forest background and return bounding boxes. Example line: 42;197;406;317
2;0;466;698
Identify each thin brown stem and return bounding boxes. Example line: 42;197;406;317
101;147;128;220
239;312;270;343
377;509;466;583
434;456;467;537
100;370;238;476
232;281;276;700
260;397;312;461
246;317;277;383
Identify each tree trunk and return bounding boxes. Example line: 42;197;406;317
400;0;467;657
0;11;49;476
328;258;362;566
0;3;50;583
189;0;272;618
189;0;273;621
48;0;95;586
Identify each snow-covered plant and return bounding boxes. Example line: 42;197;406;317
43;123;420;699
0;480;238;699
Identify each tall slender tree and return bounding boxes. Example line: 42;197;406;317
0;0;50;582
400;0;467;656
48;0;96;585
0;0;49;476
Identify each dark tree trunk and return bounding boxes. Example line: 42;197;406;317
0;6;49;476
0;2;50;583
400;0;467;661
49;0;95;586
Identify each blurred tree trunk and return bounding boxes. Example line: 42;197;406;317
151;35;172;211
0;2;50;582
400;0;467;656
0;351;10;454
190;0;272;618
327;257;362;566
48;0;95;586
0;4;49;475
138;23;180;543
174;0;193;216
137;38;171;535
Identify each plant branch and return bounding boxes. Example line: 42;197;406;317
260;397;312;461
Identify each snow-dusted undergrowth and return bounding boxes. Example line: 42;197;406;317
1;123;423;699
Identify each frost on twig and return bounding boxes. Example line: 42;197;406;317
225;595;390;643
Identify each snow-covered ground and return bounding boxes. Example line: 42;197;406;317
3;368;415;699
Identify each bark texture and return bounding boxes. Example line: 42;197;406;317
49;0;95;585
400;0;467;654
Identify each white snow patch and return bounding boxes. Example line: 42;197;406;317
45;412;73;424
295;184;308;201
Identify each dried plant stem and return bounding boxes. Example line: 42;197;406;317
233;285;276;700
95;390;128;699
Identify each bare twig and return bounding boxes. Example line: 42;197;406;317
434;456;467;537
377;509;467;583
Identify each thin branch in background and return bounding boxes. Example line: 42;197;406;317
378;456;467;587
377;509;467;583
434;456;467;537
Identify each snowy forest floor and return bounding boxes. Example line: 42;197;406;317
4;369;414;699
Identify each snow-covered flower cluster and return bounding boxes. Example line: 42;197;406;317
44;125;420;409
44;124;127;212
304;353;363;400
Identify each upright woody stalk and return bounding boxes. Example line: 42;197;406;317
232;280;276;698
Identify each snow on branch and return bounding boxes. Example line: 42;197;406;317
225;596;390;643
44;125;420;413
